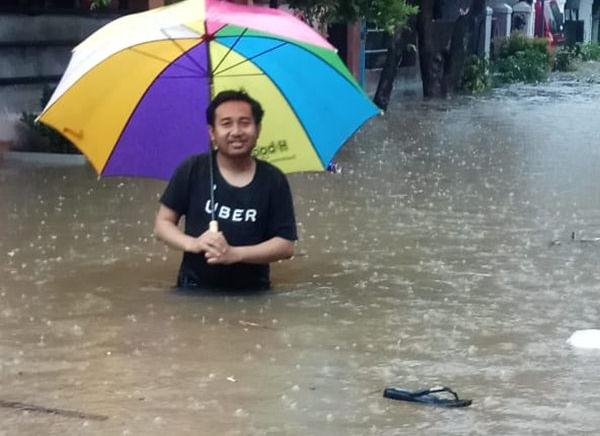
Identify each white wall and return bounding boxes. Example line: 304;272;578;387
579;0;594;42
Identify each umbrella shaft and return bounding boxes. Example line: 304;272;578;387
209;149;216;223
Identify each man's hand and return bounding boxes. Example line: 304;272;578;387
186;230;241;265
156;205;294;265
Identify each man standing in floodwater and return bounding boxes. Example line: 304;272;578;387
154;90;297;290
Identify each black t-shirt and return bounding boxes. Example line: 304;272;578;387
160;152;297;290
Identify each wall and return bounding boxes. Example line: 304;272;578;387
0;13;116;144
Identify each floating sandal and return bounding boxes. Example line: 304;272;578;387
383;386;472;408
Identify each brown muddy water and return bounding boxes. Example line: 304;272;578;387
2;75;600;435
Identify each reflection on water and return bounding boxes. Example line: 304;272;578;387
2;76;600;435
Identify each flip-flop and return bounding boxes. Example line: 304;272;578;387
383;386;472;408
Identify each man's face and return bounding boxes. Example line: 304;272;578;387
209;100;260;159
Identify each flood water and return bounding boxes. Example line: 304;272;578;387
2;73;600;435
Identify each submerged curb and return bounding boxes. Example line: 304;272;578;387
4;151;86;166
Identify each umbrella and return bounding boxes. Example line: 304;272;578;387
38;0;379;180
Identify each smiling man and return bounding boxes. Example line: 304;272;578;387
154;90;297;290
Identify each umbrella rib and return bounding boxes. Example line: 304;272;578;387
159;28;209;76
156;75;209;79
210;35;353;166
238;49;376;168
212;41;288;77
218;33;365;94
125;30;210;78
214;73;265;78
128;46;205;77
226;56;326;167
210;27;249;76
99;42;209;176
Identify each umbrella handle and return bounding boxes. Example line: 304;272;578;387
209;220;219;232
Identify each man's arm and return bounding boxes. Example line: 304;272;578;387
154;204;221;257
155;204;294;263
154;204;191;251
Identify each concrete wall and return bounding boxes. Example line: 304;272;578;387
0;13;116;144
0;13;116;86
579;0;595;41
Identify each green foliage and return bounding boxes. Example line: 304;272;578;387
492;33;552;84
358;0;418;33
462;55;490;93
19;85;79;154
90;0;111;10
553;45;578;72
493;50;549;83
577;42;600;61
553;43;600;71
287;0;418;33
551;42;600;75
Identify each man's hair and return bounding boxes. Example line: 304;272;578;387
206;90;265;127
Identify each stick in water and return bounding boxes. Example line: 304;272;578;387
0;400;109;421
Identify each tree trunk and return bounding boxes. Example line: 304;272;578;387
417;0;486;97
442;0;486;94
442;13;468;95
373;27;409;110
417;0;443;97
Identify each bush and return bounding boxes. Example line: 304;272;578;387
552;43;600;72
495;33;550;60
577;43;600;62
492;33;553;84
19;85;80;154
462;55;491;93
553;45;579;71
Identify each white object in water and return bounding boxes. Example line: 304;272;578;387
567;329;600;349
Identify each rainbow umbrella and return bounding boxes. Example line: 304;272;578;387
38;0;379;179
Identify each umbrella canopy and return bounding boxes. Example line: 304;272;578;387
38;0;379;179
